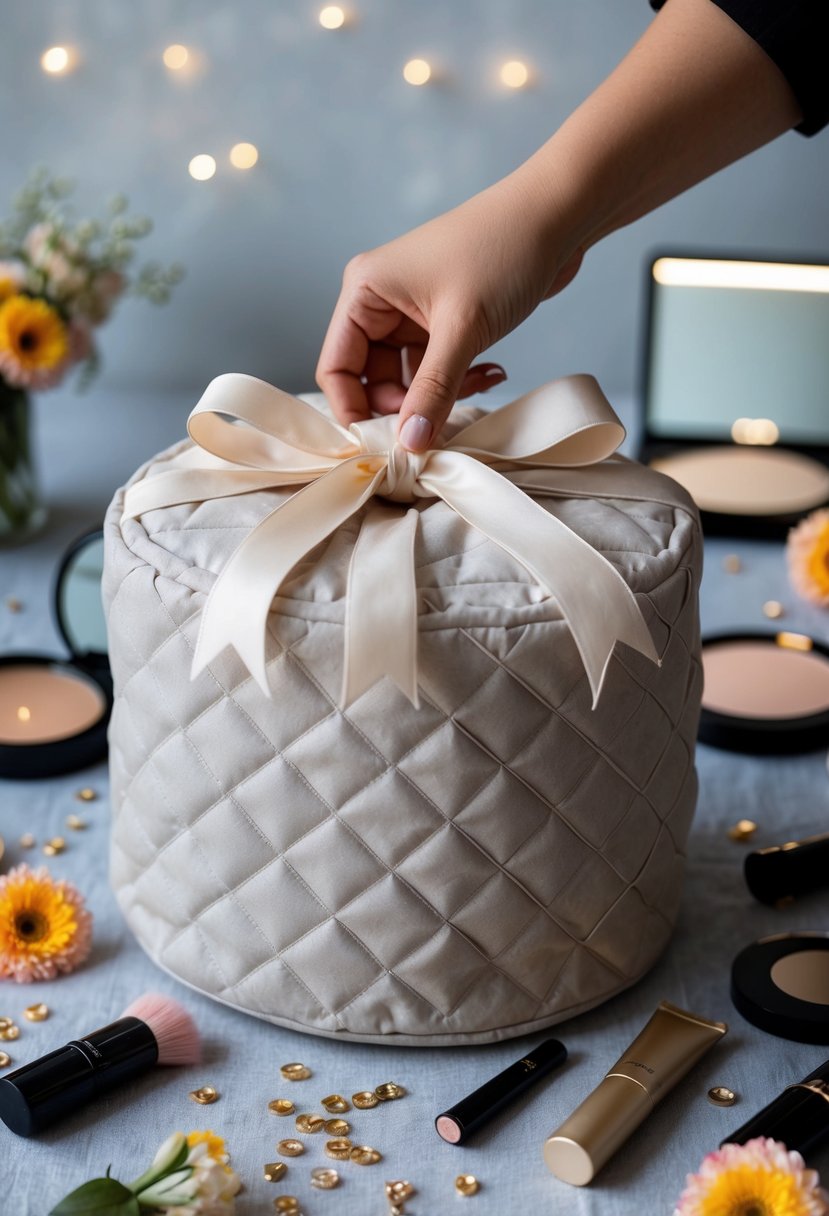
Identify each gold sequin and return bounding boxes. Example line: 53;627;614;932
763;600;784;620
375;1082;405;1101
5;597;22;613
277;1139;305;1157
722;555;742;574
273;1199;299;1214
263;1161;288;1182
66;815;87;831
325;1138;352;1160
324;1117;350;1135
76;788;97;802
708;1085;737;1107
386;1181;415;1202
321;1093;350;1113
23;1003;49;1023
0;1017;13;1030
44;837;66;857
268;1098;295;1116
455;1174;480;1196
42;845;57;857
0;1025;20;1041
352;1089;379;1109
189;1085;219;1105
728;819;758;843
0;1052;10;1068
295;1113;325;1133
280;1062;311;1081
310;1167;340;1190
19;834;35;849
350;1145;382;1165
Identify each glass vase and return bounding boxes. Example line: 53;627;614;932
0;381;46;543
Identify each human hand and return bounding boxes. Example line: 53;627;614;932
316;172;583;451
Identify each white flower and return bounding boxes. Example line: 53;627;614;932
133;1131;241;1215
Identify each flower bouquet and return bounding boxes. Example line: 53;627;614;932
0;169;182;541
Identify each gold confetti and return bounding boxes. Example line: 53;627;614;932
0;1024;20;1041
763;600;784;620
325;1138;352;1160
375;1082;405;1101
350;1145;382;1165
352;1089;379;1109
268;1098;295;1116
0;1017;13;1030
708;1085;737;1107
295;1113;325;1133
0;1052;10;1068
722;555;742;574
310;1167;340;1190
76;788;97;802
273;1198;299;1214
42;845;57;857
23;1004;49;1022
277;1139;305;1157
321;1093;350;1113
455;1173;480;1196
263;1161;288;1182
44;837;66;857
5;597;22;613
386;1181;415;1202
189;1086;219;1105
324;1117;350;1136
728;819;758;843
19;834;35;849
66;815;87;831
280;1062;311;1081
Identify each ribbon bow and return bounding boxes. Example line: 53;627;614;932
122;373;660;708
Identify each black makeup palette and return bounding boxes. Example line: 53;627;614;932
0;530;111;779
732;934;829;1044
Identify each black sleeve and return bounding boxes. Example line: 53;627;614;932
649;0;828;135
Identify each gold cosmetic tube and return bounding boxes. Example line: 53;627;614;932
543;1001;727;1186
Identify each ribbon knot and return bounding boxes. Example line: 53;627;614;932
122;372;663;710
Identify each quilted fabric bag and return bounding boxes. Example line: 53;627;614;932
104;373;702;1045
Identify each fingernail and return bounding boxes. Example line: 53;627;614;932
399;414;433;452
483;365;507;379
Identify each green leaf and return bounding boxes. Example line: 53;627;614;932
49;1175;141;1216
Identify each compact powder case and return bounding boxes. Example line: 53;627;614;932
0;530;111;779
732;934;829;1044
639;252;829;537
698;632;829;754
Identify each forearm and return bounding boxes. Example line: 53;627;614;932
513;0;803;270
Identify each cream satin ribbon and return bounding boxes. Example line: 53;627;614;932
122;372;663;708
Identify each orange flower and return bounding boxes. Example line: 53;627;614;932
787;509;829;607
0;294;70;389
0;864;92;982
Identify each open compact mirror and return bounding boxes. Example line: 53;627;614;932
0;529;111;779
639;252;829;536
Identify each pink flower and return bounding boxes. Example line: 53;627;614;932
674;1137;828;1216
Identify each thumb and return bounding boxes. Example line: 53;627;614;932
397;324;477;452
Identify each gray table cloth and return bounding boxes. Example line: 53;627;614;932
2;384;829;1216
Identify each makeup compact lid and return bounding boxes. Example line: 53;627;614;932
54;530;108;666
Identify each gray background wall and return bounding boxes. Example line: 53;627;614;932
4;0;828;402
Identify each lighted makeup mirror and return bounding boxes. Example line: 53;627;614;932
0;529;111;779
639;252;829;536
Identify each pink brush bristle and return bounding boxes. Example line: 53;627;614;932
120;992;202;1066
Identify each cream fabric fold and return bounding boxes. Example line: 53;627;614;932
122;372;662;708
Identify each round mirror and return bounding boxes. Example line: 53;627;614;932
55;530;108;658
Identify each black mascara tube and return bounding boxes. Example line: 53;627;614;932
723;1058;829;1158
435;1037;567;1144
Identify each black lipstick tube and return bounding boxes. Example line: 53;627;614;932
0;1016;157;1136
723;1058;829;1158
744;832;829;906
435;1037;567;1144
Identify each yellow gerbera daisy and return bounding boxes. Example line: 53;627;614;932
0;294;68;372
675;1138;828;1216
186;1130;229;1165
0;864;93;982
787;509;829;606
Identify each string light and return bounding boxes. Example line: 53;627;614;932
319;6;346;29
188;154;217;181
403;58;432;86
163;44;190;70
41;46;71;74
230;142;259;170
500;60;530;89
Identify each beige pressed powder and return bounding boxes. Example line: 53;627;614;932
651;447;829;517
702;641;829;720
0;664;106;745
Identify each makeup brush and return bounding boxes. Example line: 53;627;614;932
0;992;201;1137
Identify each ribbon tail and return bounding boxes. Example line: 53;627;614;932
421;453;660;708
191;456;385;695
342;506;419;708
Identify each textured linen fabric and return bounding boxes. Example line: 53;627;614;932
103;398;703;1045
